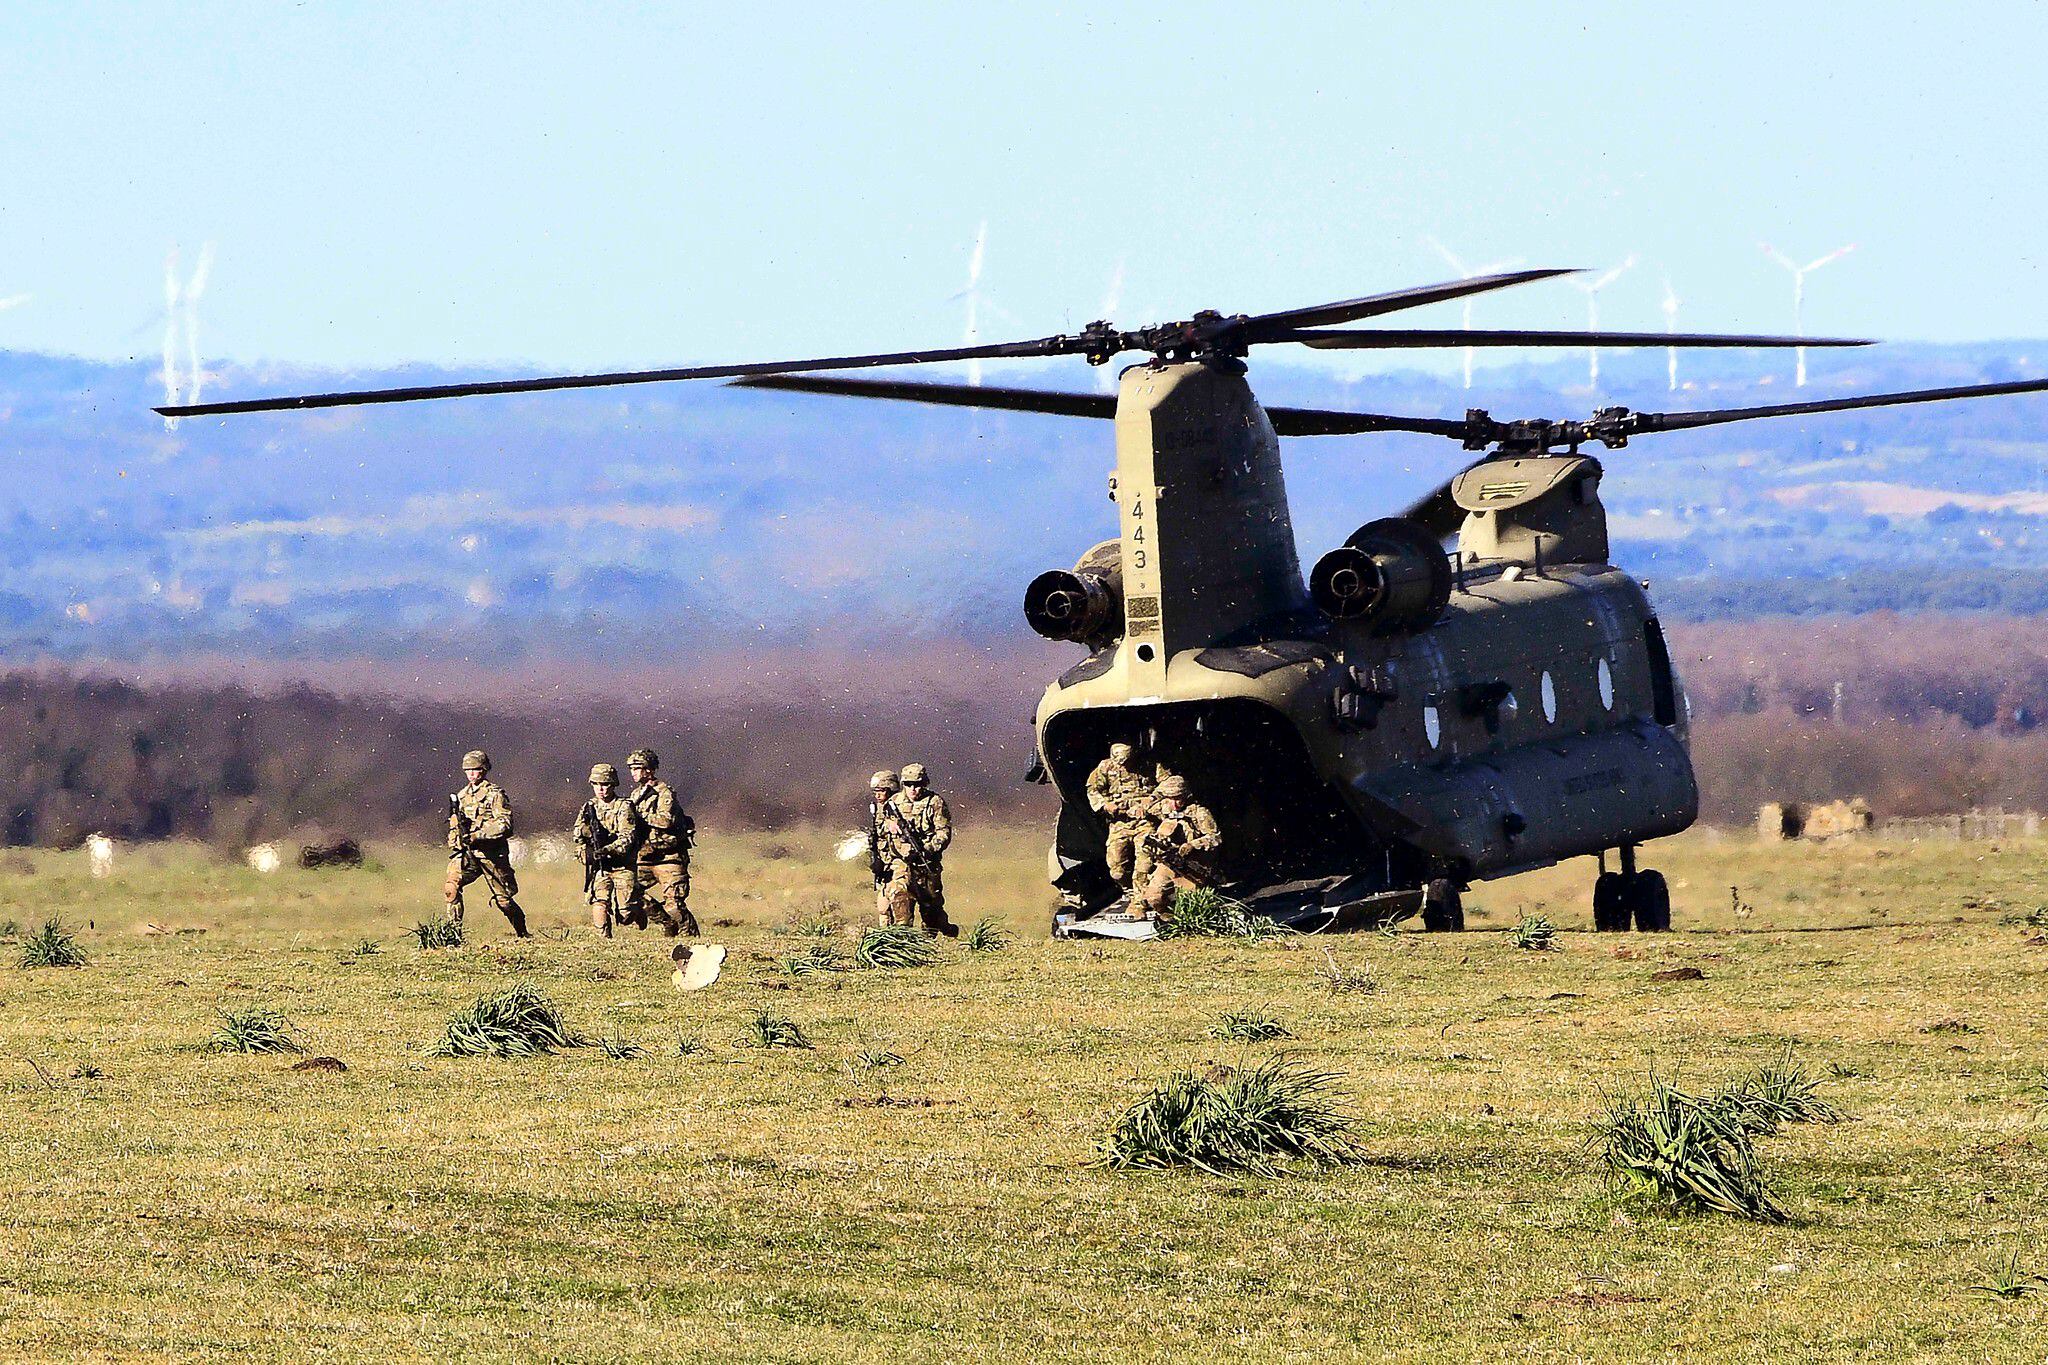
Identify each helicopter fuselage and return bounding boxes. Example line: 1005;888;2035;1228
1035;361;1697;914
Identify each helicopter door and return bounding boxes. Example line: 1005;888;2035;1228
1643;617;1678;727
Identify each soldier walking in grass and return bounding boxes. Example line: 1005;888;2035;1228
626;748;697;937
888;762;958;938
866;769;905;927
1133;775;1223;919
573;763;644;938
445;749;530;937
1086;741;1154;890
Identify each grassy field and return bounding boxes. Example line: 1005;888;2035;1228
2;827;2045;1362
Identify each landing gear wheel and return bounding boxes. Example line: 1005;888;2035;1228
1421;879;1465;932
1592;871;1628;932
1628;870;1672;932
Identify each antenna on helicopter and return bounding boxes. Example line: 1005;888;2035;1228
1761;242;1856;387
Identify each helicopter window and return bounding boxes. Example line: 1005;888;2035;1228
1597;657;1615;710
1423;705;1441;749
1540;671;1558;723
1644;619;1678;727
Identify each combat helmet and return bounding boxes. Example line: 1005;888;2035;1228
870;770;901;792
1156;775;1190;800
627;748;660;771
589;763;620;785
1109;741;1133;762
462;749;491;772
899;762;929;787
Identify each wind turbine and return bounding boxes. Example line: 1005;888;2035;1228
1661;276;1681;392
1571;256;1636;392
1426;238;1523;389
951;223;989;387
1760;241;1856;387
160;243;215;426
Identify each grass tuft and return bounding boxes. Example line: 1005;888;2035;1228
779;940;843;976
430;983;588;1058
856;1047;906;1069
854;925;940;969
1208;1008;1292;1042
964;917;1013;952
1968;1241;2047;1300
1314;948;1377;994
595;1031;645;1060
208;1006;306;1055
411;918;465;950
673;1030;710;1058
737;1009;813;1050
1099;1056;1367;1176
781;909;842;938
1511;912;1559;951
1157;887;1292;941
1997;906;2048;928
1709;1049;1846;1133
1594;1073;1786;1222
18;917;88;969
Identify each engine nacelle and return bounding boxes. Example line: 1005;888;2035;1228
1309;517;1452;634
1024;540;1123;645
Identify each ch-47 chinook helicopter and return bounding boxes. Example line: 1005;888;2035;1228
160;267;2048;936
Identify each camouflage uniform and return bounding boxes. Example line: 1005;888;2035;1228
627;748;697;937
1085;742;1154;888
1134;776;1223;918
574;764;645;935
865;770;903;926
445;750;529;937
877;763;956;937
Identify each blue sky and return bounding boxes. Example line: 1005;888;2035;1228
2;2;2044;381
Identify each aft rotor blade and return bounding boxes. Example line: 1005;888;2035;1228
736;372;1475;440
1276;327;1873;351
1632;376;2048;435
1398;460;1487;541
153;335;1088;417
1241;268;1578;336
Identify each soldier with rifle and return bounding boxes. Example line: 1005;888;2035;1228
626;748;697;937
883;762;957;938
1085;741;1154;890
445;749;530;937
572;763;644;938
865;770;903;926
1132;775;1223;920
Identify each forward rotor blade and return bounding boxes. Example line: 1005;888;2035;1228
1274;328;1872;351
153;335;1087;417
734;373;1474;440
1240;268;1579;335
1632;376;2048;436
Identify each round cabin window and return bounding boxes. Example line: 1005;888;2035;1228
1423;704;1441;749
1596;657;1615;710
1540;670;1558;723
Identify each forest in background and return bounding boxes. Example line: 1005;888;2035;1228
8;612;2048;850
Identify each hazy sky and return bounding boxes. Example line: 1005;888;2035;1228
3;2;2045;382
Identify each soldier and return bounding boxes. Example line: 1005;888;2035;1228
885;762;958;938
572;763;644;938
1133;775;1224;919
1085;741;1154;889
865;770;904;927
626;748;697;937
445;750;530;937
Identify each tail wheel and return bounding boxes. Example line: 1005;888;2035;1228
1421;879;1465;932
1629;870;1672;932
1592;871;1628;932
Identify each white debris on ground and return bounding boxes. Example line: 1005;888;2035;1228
834;831;869;863
245;843;282;874
529;835;570;865
507;837;529;868
85;833;115;879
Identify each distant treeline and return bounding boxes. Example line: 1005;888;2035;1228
9;611;2048;848
1656;569;2048;621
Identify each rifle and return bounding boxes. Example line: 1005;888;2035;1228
448;794;477;870
574;800;600;902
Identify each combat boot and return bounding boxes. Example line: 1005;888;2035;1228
678;908;700;937
503;902;530;938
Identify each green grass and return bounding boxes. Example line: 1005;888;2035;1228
2;829;2048;1360
1207;1008;1292;1042
964;916;1013;951
429;982;588;1058
853;924;939;968
1099;1055;1367;1175
1594;1072;1787;1222
1156;886;1291;940
206;1005;306;1055
737;1008;813;1050
409;916;465;949
17;916;87;968
779;940;843;976
1511;911;1559;951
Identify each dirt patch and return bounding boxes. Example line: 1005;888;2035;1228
837;1096;942;1109
289;1056;348;1073
1650;967;1705;982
